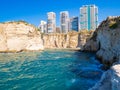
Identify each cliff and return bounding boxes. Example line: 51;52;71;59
0;21;44;52
42;30;93;49
0;21;93;52
84;16;120;66
85;16;120;90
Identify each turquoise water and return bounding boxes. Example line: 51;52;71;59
0;50;104;90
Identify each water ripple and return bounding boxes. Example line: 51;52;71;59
0;50;104;90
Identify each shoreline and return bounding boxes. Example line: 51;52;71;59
44;48;81;51
0;48;99;53
0;49;80;53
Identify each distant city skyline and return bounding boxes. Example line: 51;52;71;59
0;0;120;26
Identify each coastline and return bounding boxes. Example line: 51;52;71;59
0;16;120;90
0;48;81;53
44;47;81;51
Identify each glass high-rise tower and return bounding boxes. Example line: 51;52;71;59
80;5;98;30
70;16;79;32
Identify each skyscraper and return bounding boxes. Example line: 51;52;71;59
47;12;56;33
70;17;79;32
39;20;47;33
60;11;69;33
80;5;98;30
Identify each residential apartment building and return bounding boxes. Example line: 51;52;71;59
39;20;47;33
70;16;79;31
47;12;56;33
60;11;69;33
80;5;98;30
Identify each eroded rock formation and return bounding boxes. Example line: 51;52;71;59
84;16;120;66
86;16;120;90
0;21;44;52
0;21;94;52
43;30;93;49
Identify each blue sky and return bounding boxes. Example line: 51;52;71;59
0;0;120;26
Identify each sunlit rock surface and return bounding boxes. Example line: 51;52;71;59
84;16;120;65
43;30;93;49
96;16;120;65
89;63;120;90
87;16;120;90
0;22;93;52
0;21;44;52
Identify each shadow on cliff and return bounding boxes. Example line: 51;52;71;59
77;30;100;52
81;16;120;69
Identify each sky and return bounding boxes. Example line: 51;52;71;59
0;0;120;27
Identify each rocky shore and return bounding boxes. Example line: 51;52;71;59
84;16;120;90
89;63;120;90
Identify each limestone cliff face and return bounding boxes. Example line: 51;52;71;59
84;16;120;65
0;21;44;52
0;21;93;52
78;30;97;51
86;16;120;90
96;16;120;65
42;31;93;49
82;30;100;52
43;33;69;49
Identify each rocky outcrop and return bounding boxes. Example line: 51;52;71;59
43;33;69;49
0;21;44;52
0;21;93;52
84;16;120;66
96;16;120;66
43;30;93;49
86;16;120;90
81;30;99;51
89;63;120;90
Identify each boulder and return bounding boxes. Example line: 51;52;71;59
89;63;120;90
